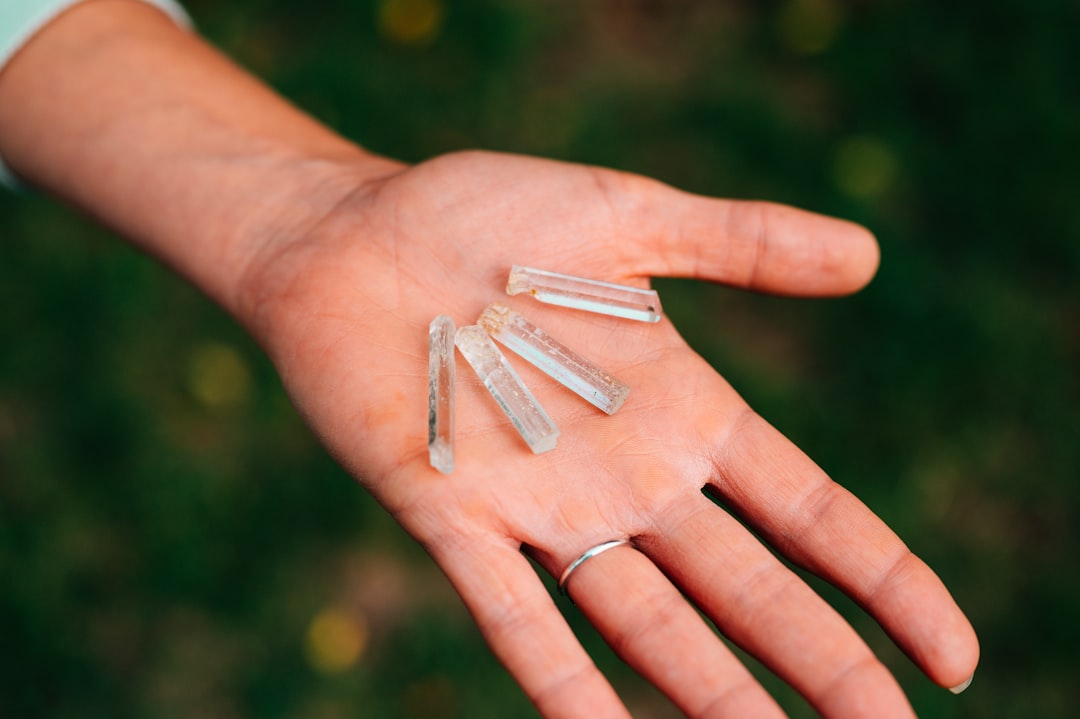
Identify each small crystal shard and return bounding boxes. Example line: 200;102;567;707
428;315;456;474
478;304;630;415
454;325;559;454
506;265;663;323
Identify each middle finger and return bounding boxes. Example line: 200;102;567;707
640;499;914;719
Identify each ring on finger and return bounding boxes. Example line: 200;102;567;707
558;539;633;596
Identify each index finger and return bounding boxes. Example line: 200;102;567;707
710;409;980;690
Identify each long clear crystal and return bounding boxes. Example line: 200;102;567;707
454;325;559;454
479;304;630;415
428;315;456;474
506;265;662;323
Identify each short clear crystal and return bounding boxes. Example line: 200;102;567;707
479;304;630;415
506;265;662;323
428;315;456;474
455;325;559;454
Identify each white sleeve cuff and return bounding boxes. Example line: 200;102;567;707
0;0;193;188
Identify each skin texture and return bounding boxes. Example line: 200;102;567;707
0;2;979;717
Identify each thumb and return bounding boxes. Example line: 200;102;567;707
617;173;880;296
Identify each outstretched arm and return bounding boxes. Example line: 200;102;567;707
0;3;978;717
0;0;398;317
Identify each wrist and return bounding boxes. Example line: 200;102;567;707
230;150;407;344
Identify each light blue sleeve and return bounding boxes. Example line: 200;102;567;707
0;0;192;188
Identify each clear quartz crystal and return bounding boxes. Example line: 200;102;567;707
506;265;663;323
428;315;456;474
454;325;559;454
479;304;630;415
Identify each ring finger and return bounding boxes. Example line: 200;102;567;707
559;539;787;718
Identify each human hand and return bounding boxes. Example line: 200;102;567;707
0;4;976;714
239;150;979;718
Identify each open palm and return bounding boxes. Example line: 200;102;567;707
243;150;978;718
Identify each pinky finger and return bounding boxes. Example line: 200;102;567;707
433;537;632;719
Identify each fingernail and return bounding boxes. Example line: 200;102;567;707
949;674;974;694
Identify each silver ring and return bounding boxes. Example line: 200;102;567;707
557;539;631;596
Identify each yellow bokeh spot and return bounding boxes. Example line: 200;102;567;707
187;342;252;411
378;0;444;46
832;136;898;200
304;607;368;675
776;0;843;56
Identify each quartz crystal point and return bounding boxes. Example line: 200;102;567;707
479;304;630;415
428;315;456;474
454;325;559;454
506;265;662;323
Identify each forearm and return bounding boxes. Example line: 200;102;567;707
0;0;401;322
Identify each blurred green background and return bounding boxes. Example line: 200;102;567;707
1;0;1077;717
